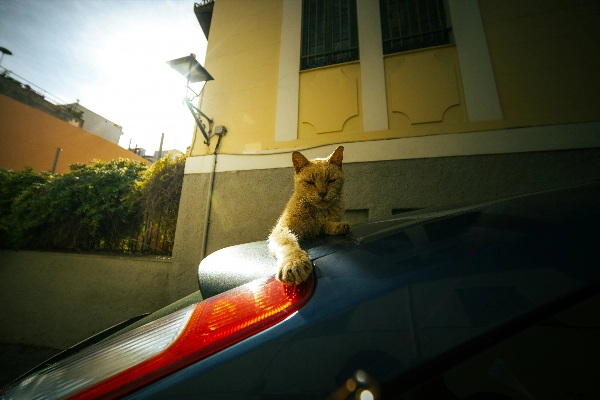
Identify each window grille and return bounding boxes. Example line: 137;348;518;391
380;0;451;55
301;0;359;71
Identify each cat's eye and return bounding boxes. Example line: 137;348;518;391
327;179;337;184
304;180;315;186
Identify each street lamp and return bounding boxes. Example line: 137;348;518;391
167;53;221;145
167;53;226;262
0;46;13;68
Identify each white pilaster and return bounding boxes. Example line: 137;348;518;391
448;0;503;121
357;0;389;131
274;0;302;142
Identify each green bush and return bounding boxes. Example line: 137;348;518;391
0;167;50;246
135;153;185;221
2;159;149;251
132;153;186;253
1;155;187;254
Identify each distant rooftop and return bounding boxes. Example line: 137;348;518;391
66;102;123;130
0;67;124;144
1;67;74;110
0;66;83;125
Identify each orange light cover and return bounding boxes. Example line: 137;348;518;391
70;275;314;399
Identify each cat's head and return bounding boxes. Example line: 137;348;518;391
291;146;344;208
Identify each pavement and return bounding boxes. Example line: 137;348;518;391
0;342;61;389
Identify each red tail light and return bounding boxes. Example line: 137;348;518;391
74;275;314;399
1;275;313;400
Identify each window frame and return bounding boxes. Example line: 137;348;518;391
300;0;360;71
379;0;452;55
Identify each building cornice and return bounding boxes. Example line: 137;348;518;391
185;122;600;174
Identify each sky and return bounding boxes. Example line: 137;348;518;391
0;0;208;154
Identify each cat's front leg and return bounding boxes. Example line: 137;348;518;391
269;225;313;285
323;220;351;236
277;248;313;285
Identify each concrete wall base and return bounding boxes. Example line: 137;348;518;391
0;251;176;349
176;147;600;265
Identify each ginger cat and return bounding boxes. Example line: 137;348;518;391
268;146;350;285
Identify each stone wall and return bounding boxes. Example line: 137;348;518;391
175;147;600;265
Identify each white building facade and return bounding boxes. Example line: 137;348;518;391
67;103;123;145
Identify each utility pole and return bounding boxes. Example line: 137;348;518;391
156;132;164;162
51;148;61;174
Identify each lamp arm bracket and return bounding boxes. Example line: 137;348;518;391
184;97;214;145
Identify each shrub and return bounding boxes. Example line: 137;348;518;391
1;155;187;255
0;167;50;246
132;153;187;254
5;159;148;251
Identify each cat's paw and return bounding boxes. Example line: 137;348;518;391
277;249;313;285
338;221;351;235
324;220;351;236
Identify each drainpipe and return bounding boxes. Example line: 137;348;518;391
200;133;224;260
51;147;61;174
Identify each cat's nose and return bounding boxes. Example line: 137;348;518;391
319;190;327;198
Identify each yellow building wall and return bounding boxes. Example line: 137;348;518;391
192;0;600;155
480;0;600;126
192;0;283;155
0;94;150;174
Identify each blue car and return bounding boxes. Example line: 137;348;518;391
2;182;599;399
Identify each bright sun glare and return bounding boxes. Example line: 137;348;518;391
0;0;208;155
87;19;205;153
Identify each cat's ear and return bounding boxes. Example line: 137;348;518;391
292;151;310;174
326;146;344;167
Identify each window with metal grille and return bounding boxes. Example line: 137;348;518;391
301;0;359;71
380;0;451;55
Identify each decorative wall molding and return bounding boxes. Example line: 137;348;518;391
300;68;359;134
389;52;460;124
185;122;600;174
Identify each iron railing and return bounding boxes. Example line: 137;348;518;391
98;213;176;257
380;0;451;55
0;66;82;118
301;0;360;70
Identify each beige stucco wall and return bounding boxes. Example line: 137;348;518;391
192;0;283;155
176;0;600;266
0;251;177;349
298;62;364;138
189;0;600;155
480;0;600;126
